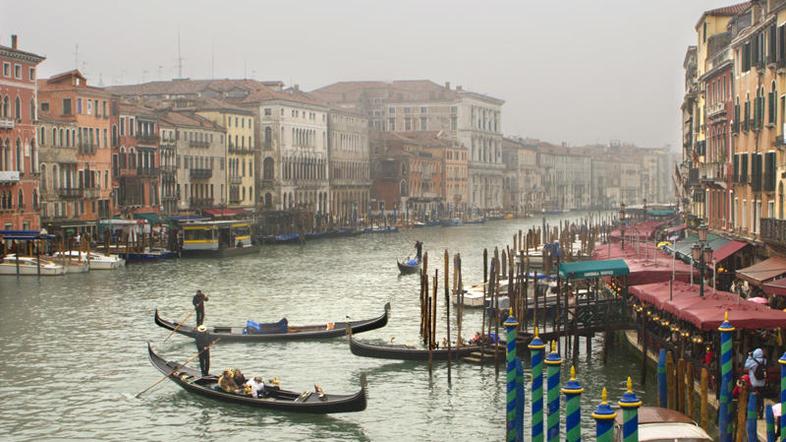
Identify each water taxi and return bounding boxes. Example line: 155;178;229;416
0;255;65;276
54;250;125;270
181;220;260;257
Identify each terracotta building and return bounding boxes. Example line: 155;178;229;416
38;70;114;230
0;35;45;230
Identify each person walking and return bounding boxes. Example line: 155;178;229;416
195;325;211;377
193;290;209;326
745;347;767;418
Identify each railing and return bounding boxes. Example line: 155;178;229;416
189;197;213;208
189;140;210;148
137;167;160;177
761;218;786;247
78;143;97;155
190;168;212;179
0;171;20;183
706;102;725;117
57;187;84;198
136;134;160;145
0;117;14;129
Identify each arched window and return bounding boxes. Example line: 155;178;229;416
770;81;777;126
40;164;47;191
15;138;21;171
264;192;272;208
32;189;38;210
15;96;21;120
0;96;7;118
263;157;274;180
52;164;59;189
18;189;23;209
30;98;35;121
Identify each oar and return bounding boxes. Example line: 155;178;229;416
162;309;194;343
135;339;220;399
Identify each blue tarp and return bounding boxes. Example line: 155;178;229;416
0;230;55;240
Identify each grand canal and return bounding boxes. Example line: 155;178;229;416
0;212;655;441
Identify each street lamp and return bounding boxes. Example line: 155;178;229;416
691;225;713;298
619;202;627;250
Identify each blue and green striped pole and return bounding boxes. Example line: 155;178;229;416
747;390;758;442
592;387;616;442
545;341;562;441
560;366;583;442
719;311;735;442
516;357;524;442
618;376;642;442
529;327;546;442
779;352;786;442
504;309;519;442
766;404;775;442
658;348;667;408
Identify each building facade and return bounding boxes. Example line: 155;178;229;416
502;137;543;215
327;108;370;223
112;102;161;216
0;35;44;230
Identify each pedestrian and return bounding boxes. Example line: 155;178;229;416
195;325;211;377
193;289;209;326
745;347;767;418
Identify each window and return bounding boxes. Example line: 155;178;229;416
420;117;427;130
2;62;9;77
389;107;396;114
29;67;35;80
76;98;82;114
13;64;21;79
264;108;271;116
14;96;21;120
63;98;72;115
40;102;49;113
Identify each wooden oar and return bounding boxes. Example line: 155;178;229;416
135;339;220;399
162;310;194;343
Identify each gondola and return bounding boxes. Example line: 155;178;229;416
397;258;420;275
348;333;480;361
154;303;390;342
147;344;367;414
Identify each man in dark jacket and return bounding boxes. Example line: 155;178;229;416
195;325;211;377
415;241;423;260
192;290;208;326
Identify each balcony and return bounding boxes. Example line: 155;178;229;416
189;197;213;208
0;171;20;183
761;218;786;247
83;188;99;199
189;140;210;148
230;175;243;185
58;187;84;199
136;134;160;145
706;102;725;118
78;143;97;155
0;117;14;130
229;193;242;204
190;168;212;179
119;167;137;177
160;165;177;174
137;167;160;177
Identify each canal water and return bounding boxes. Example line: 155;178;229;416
0;212;656;441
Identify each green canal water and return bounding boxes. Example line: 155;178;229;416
0;212;656;441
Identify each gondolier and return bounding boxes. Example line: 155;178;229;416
195;325;211;377
415;241;423;260
193;289;208;326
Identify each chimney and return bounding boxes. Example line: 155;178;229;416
444;81;450;90
11;35;18;50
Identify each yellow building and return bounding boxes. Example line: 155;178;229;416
195;101;256;211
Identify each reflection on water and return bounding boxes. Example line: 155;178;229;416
0;212;654;441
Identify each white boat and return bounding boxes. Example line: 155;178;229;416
55;250;125;270
614;407;711;441
452;279;560;309
0;255;65;276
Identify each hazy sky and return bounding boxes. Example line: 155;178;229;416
2;0;729;149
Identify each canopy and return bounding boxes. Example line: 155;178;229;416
664;224;687;235
592;241;660;260
610;221;667;241
625;257;696;286
133;212;163;225
763;279;786;297
647;209;676;217
712;240;749;263
630;280;786;330
666;233;733;262
736;257;786;286
559;259;629;279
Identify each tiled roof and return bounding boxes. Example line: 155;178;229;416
313;79;503;105
704;1;751;16
159;110;225;131
0;44;45;62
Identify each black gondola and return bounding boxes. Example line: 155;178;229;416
397;259;420;275
348;333;480;361
155;303;389;342
147;344;367;414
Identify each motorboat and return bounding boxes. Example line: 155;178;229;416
614;407;711;441
0;255;65;276
55;250;125;270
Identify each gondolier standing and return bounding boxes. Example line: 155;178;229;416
195;325;211;377
193;289;208;326
415;241;423;261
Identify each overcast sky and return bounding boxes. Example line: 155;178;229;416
2;0;729;149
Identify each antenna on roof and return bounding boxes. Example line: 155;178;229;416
177;27;184;79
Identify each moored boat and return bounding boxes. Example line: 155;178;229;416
181;220;260;257
397;258;420;275
147;344;367;414
0;255;65;276
154;303;390;342
56;250;125;270
348;333;480;361
614;407;711;441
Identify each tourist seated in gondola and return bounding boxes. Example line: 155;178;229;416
244;376;267;398
233;368;247;387
218;369;242;394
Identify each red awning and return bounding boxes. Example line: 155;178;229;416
763;279;786;297
625;257;696;286
682;304;786;331
737;257;786;286
712;240;749;263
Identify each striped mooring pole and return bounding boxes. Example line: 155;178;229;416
747;390;758;442
592;387;617;442
560;366;583;442
719;311;735;442
545;341;562;442
504;309;519;442
515;358;524;442
618;376;642;442
779;351;786;442
657;348;667;408
766;404;776;442
528;327;546;442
